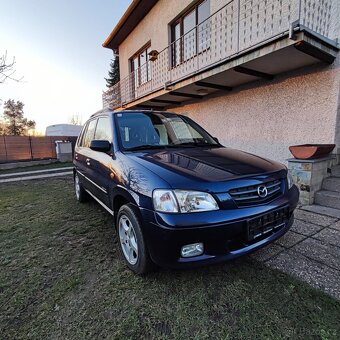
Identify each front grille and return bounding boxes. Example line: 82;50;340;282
229;179;282;207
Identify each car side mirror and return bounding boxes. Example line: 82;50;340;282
90;140;111;153
213;137;220;144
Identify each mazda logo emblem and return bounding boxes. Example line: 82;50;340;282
257;185;268;198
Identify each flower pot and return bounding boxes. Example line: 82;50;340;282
289;144;335;160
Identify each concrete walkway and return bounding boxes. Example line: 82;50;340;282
0;167;73;183
252;208;340;300
0;167;73;178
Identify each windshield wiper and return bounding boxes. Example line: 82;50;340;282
170;142;219;148
125;144;166;151
126;142;220;151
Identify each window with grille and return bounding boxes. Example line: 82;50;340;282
170;0;210;67
130;44;152;87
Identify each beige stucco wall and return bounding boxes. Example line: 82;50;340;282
170;58;340;164
118;0;244;78
118;0;193;79
118;0;237;78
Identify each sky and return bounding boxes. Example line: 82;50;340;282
0;0;130;133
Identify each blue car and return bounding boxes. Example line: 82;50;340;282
73;110;299;274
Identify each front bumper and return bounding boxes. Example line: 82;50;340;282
141;185;299;269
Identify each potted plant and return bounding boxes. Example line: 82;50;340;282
289;144;335;160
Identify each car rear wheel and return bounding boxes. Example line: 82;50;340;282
74;173;88;202
117;203;155;274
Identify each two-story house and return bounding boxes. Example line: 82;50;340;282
102;0;340;165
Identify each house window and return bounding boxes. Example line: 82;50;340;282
171;0;210;67
130;44;152;87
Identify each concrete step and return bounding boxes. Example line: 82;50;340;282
322;177;340;192
314;190;340;210
331;165;340;177
300;205;340;219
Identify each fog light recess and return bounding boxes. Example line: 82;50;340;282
181;243;204;258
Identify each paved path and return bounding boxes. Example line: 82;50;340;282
0;169;73;183
251;208;340;300
0;167;73;178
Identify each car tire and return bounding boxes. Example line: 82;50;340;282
74;172;89;203
117;203;155;274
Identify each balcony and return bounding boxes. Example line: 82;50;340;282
103;0;339;111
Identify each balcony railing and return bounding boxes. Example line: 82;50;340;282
103;0;335;110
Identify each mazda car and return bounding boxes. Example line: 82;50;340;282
73;110;299;274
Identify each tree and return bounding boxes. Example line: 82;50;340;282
2;99;36;136
105;56;120;88
68;114;82;125
0;120;5;135
0;51;23;84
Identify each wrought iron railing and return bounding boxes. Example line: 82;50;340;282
103;0;335;110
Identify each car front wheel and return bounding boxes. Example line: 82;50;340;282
117;203;155;274
74;173;88;202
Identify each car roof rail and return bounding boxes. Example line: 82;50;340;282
90;108;113;117
90;108;175;118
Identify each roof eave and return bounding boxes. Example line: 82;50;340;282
103;0;158;51
102;0;139;49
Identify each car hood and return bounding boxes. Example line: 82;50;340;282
129;146;286;192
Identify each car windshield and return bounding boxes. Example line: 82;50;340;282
115;111;219;151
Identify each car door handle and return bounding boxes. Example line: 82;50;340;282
86;158;91;166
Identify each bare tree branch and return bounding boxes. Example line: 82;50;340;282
0;51;24;84
68;114;83;125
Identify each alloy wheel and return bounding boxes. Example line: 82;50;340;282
75;174;80;200
118;215;138;265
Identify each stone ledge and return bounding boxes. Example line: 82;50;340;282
287;155;336;164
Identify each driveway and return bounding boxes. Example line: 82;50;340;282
252;209;340;299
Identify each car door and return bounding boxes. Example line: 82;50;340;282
74;122;87;176
74;120;91;190
75;118;98;193
88;115;114;207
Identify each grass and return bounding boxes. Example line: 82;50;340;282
0;162;73;174
0;178;339;339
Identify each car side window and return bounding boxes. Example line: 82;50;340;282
77;123;88;147
94;117;112;141
82;119;97;148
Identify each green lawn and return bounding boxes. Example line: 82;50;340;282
0;161;73;174
0;178;339;339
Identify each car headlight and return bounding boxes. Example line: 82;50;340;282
152;190;178;213
153;189;219;213
287;172;294;189
174;190;219;213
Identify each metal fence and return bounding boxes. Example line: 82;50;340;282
0;136;77;163
103;0;334;110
